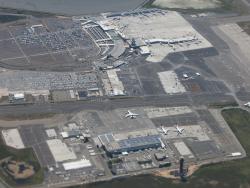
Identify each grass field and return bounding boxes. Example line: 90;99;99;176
79;108;250;188
0;137;43;186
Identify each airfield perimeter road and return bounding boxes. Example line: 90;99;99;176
0;93;235;116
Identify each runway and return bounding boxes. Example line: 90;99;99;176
0;93;235;117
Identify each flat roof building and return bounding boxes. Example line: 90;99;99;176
99;134;162;156
154;152;167;161
61;130;82;139
13;93;25;100
63;159;92;171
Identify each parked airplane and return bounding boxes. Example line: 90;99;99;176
125;110;139;119
244;102;250;108
161;126;170;135
174;125;184;135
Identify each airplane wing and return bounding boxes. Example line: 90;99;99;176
125;110;132;118
125;114;130;118
125;110;139;118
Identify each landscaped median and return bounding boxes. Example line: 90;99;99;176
0;137;43;187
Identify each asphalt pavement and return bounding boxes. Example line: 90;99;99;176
0;93;235;117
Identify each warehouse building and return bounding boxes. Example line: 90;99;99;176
61;130;82;139
63;159;92;171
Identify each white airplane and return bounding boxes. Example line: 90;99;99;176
244;102;250;108
161;126;170;135
125;110;139;119
174;125;184;135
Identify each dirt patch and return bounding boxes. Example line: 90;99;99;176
153;169;179;179
2;160;35;180
153;164;201;179
186;164;200;176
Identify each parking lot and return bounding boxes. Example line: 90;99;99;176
0;70;99;92
0;17;99;71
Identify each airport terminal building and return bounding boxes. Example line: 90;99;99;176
98;134;162;156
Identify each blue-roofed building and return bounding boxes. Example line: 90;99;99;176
98;134;162;156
